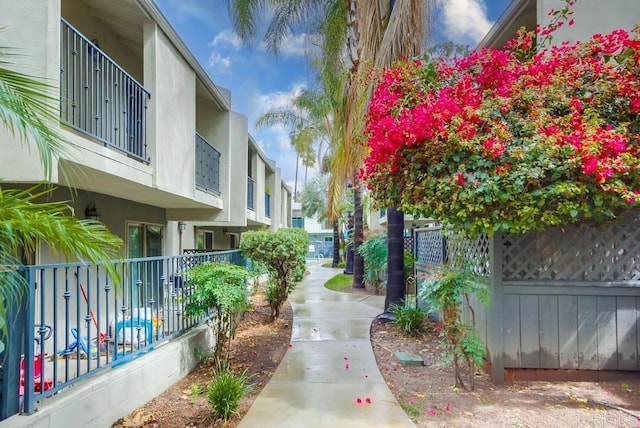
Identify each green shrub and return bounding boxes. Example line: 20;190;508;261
389;303;425;336
207;367;251;420
358;234;387;294
240;228;309;319
184;262;250;363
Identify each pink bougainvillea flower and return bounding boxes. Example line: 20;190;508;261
408;397;417;405
345;363;350;371
288;344;293;348
454;173;465;186
427;408;437;416
365;397;372;404
445;403;452;412
344;356;349;361
356;398;363;404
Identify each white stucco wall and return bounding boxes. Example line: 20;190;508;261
148;28;197;198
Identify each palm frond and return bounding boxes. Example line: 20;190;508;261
0;185;123;283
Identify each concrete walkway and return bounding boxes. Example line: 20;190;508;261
239;261;415;428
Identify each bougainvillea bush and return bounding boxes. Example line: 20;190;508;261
362;18;640;235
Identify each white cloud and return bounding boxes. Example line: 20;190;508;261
440;0;494;45
259;32;309;58
209;30;243;50
252;82;306;115
207;52;232;74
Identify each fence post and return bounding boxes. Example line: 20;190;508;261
486;233;505;384
0;267;29;420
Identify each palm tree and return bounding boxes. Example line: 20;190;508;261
225;0;431;294
0;50;123;354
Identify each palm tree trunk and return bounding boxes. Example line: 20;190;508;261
332;219;340;268
352;182;365;288
294;153;299;201
384;206;405;310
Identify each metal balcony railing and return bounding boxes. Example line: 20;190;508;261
12;250;244;415
265;192;271;218
60;19;150;162
195;133;221;195
247;177;255;211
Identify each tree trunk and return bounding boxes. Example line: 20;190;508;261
332;219;340;268
384;206;405;311
352;182;365;288
294;153;299;201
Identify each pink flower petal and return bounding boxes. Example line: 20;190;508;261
344;356;349;361
427;408;437;416
356;398;362;404
365;397;372;404
288;344;293;348
445;403;451;412
345;363;350;371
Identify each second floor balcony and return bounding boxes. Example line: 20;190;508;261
60;18;150;163
195;133;221;195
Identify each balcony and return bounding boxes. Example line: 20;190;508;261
195;133;221;195
247;177;255;211
60;19;150;162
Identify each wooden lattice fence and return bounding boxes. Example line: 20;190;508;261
414;212;640;382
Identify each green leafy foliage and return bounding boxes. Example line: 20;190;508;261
389;303;425;336
357;233;387;294
207;366;251;421
240;228;309;319
185;262;250;363
419;268;489;390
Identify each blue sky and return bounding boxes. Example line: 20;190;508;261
155;0;512;188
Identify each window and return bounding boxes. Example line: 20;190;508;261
292;217;305;228
196;230;214;250
324;236;333;242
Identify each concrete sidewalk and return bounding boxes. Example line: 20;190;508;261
238;261;415;428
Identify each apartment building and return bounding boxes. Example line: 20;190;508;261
0;0;291;263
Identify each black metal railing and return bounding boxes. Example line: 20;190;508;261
195;133;221;195
265;192;271;218
60;19;150;162
247;177;255;211
13;250;243;416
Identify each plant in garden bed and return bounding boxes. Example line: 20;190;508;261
361;2;640;236
207;364;251;421
184;262;251;364
358;233;387;294
240;228;309;319
389;302;425;336
419;268;489;390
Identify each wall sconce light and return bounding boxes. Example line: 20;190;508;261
177;221;187;233
222;227;229;235
85;203;100;221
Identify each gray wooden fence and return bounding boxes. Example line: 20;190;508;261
414;212;640;383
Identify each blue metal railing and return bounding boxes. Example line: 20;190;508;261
247;177;255;211
195;133;221;195
60;19;151;162
17;250;243;415
265;192;271;218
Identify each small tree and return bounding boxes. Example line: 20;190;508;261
419;268;489;390
240;228;309;319
184;262;250;364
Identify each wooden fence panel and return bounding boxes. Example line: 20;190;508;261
558;295;579;369
617;297;639;370
577;296;599;369
503;295;521;367
597;296;618;370
539;295;559;368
